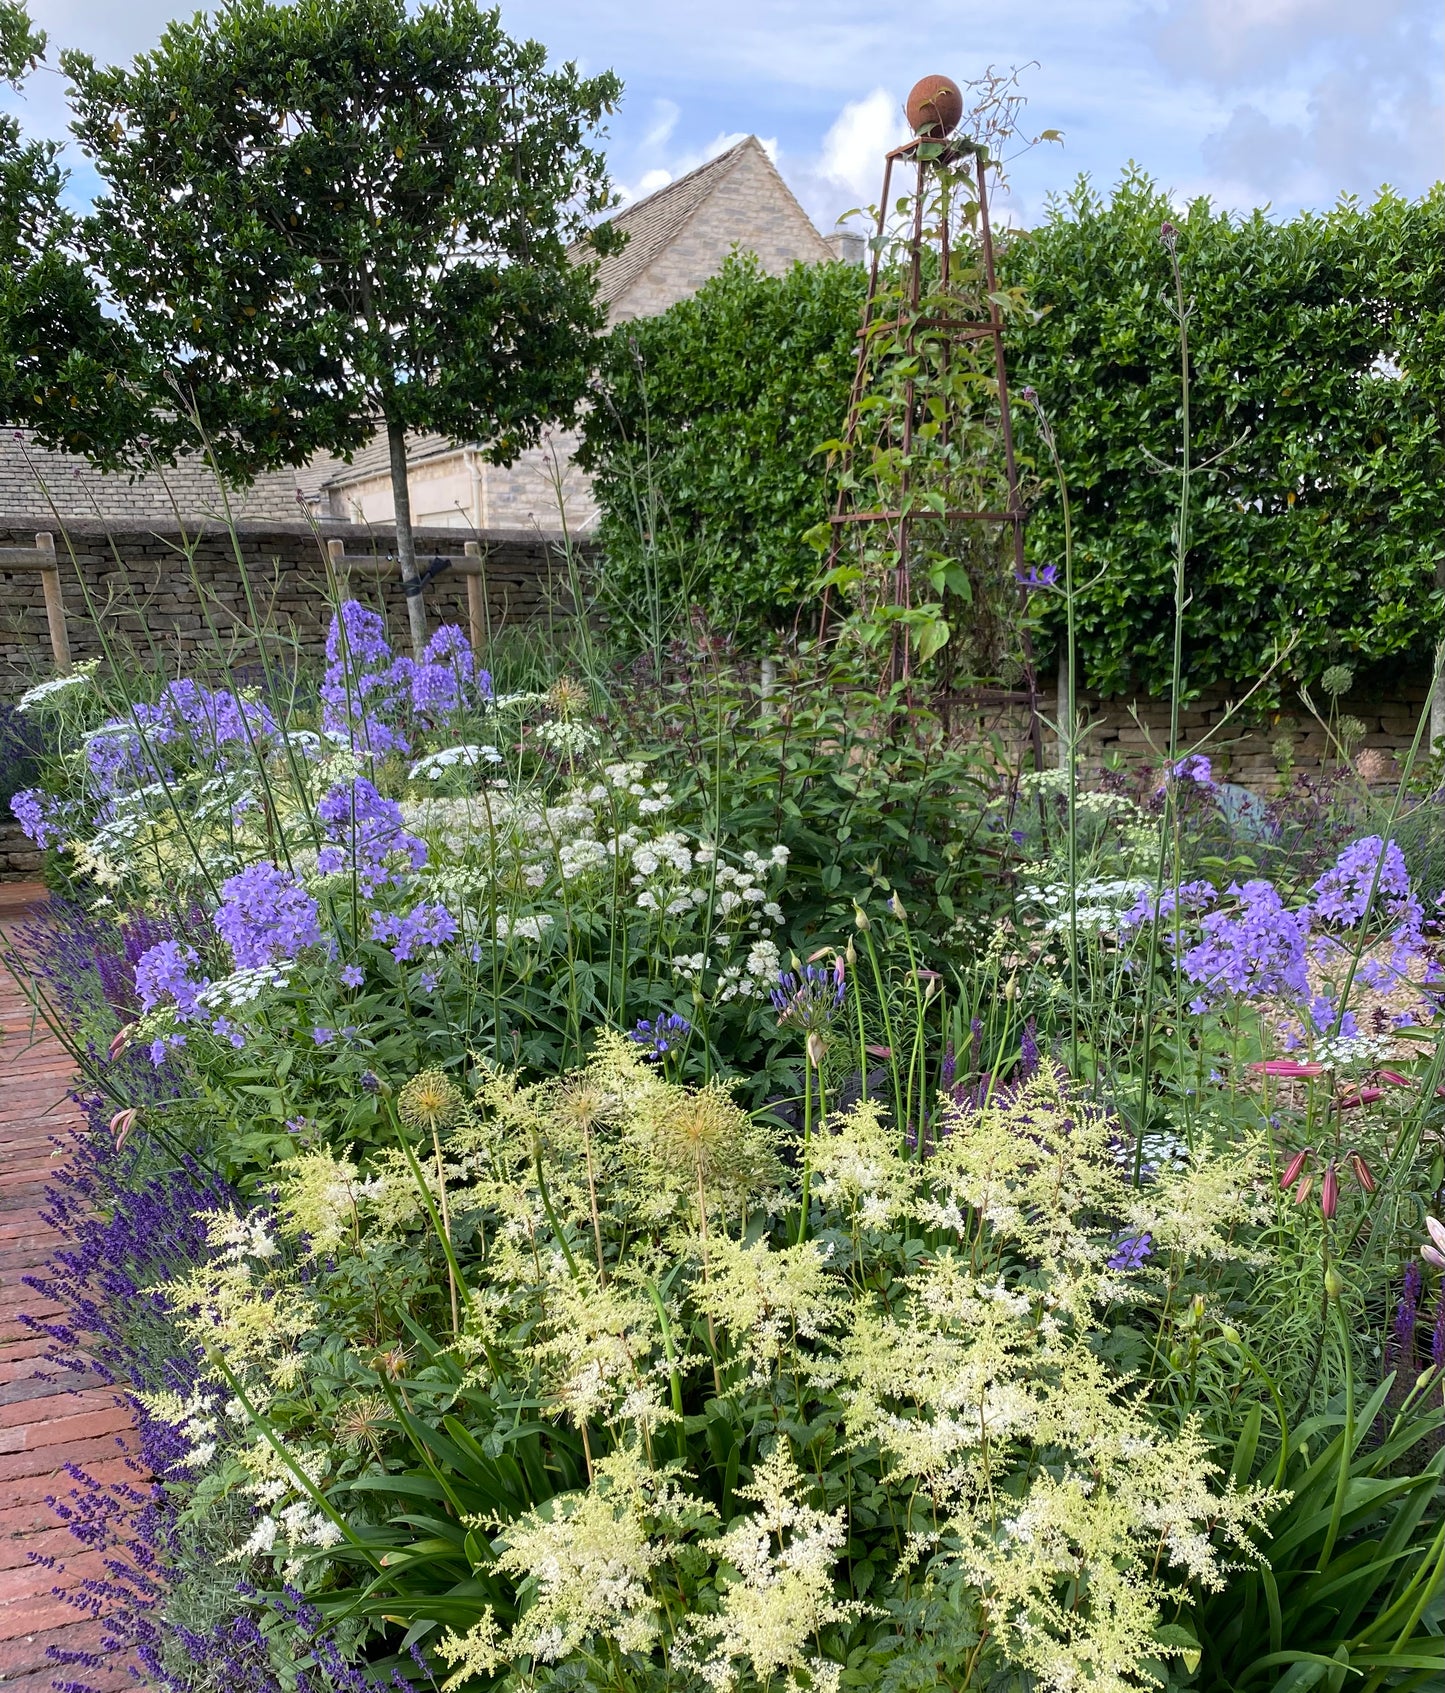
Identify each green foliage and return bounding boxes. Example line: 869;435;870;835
577;251;867;630
1199;1369;1445;1693
1008;170;1445;696
0;2;146;453
62;0;621;616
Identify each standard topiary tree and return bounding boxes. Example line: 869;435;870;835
0;2;147;457
63;0;622;656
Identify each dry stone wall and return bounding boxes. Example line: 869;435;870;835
966;676;1436;790
0;518;578;692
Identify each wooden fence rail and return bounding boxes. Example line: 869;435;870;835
0;533;70;673
326;537;492;658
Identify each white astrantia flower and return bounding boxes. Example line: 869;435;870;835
495;913;554;943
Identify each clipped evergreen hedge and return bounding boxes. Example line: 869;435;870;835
579;174;1445;694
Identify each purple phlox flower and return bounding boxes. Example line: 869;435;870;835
1016;563;1059;589
213;861;321;969
369;900;457;962
1106;1231;1152;1271
771;961;847;1030
133;940;209;1022
10;787;65;848
133;679;277;766
1122;879;1217;934
339;962;364;989
1304;994;1357;1037
629;1012;691;1058
1310;836;1421;942
408;623;489;725
325;599;392;670
1166;753;1215;789
148;1032;185;1067
1179;879;1310;1004
320;600;411;754
317;777;426;893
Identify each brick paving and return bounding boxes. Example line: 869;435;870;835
0;882;141;1689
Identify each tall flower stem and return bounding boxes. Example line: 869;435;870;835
1021;389;1081;1076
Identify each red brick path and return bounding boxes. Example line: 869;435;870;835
0;883;141;1688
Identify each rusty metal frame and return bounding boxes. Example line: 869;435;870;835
822;132;1043;763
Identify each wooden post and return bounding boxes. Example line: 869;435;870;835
326;536;346;584
35;533;71;674
464;541;486;660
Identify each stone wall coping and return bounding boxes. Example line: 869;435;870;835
0;518;595;549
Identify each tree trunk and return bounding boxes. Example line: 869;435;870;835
386;412;429;660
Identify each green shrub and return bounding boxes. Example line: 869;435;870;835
576;252;866;631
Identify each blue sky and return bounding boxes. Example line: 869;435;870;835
12;0;1443;230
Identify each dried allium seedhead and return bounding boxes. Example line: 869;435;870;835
546;676;588;722
398;1068;463;1133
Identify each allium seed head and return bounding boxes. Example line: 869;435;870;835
398;1068;463;1133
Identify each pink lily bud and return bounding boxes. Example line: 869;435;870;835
108;1028;129;1061
1423;1217;1445;1269
1320;1161;1339;1221
108;1107;137;1150
1376;1070;1412;1088
1337;1087;1383;1112
1348;1152;1376;1195
1251;1060;1326;1078
1294;1174;1314;1208
1279;1147;1311;1190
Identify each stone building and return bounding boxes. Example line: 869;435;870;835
0;428;315;528
0;136;846;536
311;136;845;533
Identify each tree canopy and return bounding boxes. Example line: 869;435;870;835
0;2;146;460
63;0;623;652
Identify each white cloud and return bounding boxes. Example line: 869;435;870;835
642;97;679;149
816;88;909;199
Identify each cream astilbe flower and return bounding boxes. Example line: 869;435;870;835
956;1401;1276;1693
932;1073;1133;1275
436;1608;506;1690
809;1097;916;1228
699;1235;843;1374
272;1148;385;1257
448;1445;707;1675
1128;1141;1268;1263
164;1211;311;1387
680;1442;854;1693
535;1261;670;1432
836;1253;1046;1497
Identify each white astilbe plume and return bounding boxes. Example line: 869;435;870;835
679;1442;854;1693
809;1097;916;1228
698;1235;844;1374
440;1445;711;1680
